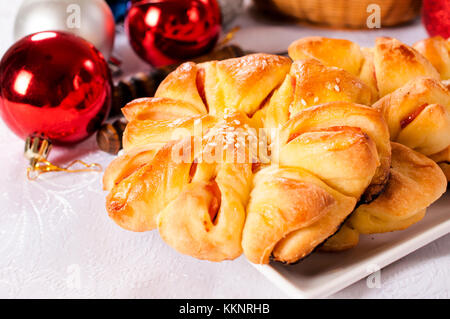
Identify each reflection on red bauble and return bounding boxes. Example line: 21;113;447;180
126;0;221;67
0;31;112;144
423;0;450;38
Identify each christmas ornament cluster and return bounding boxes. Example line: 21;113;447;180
0;0;447;178
1;0;236;152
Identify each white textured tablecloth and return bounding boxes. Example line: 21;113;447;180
0;0;449;299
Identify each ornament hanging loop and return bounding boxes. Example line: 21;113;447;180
217;26;241;48
24;135;102;181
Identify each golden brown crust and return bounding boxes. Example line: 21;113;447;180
103;146;157;192
157;113;256;261
374;77;450;156
288;59;376;116
279;126;379;199
203;54;291;117
122;114;217;151
413;36;450;80
122;97;204;121
288;36;364;76
350;142;447;233
271;193;356;263
155;62;208;114
374;37;440;96
106;140;194;232
277;102;391;202
323;142;447;251
359;47;379;99
242;166;356;264
251;74;293;132
242;102;385;264
288;36;380;98
107;111;257;260
158;163;253;261
288;36;445;98
104;96;210;193
252;58;377;144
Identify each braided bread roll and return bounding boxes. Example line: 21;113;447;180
322;142;447;251
248;58;384;203
350;142;446;234
274;101;390;201
243;102;389;264
374;77;450;180
157;112;258;261
108;111;259;260
289;36;441;97
103;48;446;263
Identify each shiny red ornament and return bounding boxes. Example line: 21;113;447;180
422;0;450;39
0;31;112;145
126;0;221;67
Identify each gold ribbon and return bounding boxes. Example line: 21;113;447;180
218;26;241;47
27;158;102;180
25;136;102;181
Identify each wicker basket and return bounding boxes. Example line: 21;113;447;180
253;0;422;29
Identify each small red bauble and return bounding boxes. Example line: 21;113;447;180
126;0;221;67
0;31;112;144
422;0;450;38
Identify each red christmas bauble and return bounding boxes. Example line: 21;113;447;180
423;0;450;38
0;31;112;145
126;0;221;67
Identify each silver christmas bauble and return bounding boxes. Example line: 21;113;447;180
217;0;244;29
13;0;116;59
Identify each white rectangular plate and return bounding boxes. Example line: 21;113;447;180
252;192;450;298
